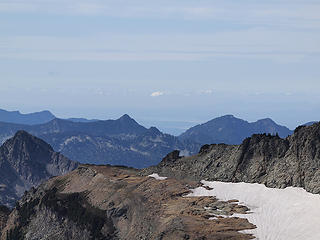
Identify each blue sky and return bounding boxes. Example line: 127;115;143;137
0;0;320;131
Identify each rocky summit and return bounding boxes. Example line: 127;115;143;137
144;122;320;194
1;165;255;240
0;131;78;207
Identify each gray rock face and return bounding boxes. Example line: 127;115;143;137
144;122;320;194
24;207;92;240
0;131;78;207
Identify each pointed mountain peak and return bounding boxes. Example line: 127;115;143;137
117;114;141;126
119;114;134;121
7;130;54;152
105;114;147;134
0;131;77;207
13;130;33;139
148;126;161;134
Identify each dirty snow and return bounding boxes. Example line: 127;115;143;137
148;173;167;180
187;181;320;240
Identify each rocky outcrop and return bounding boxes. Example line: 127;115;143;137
0;131;78;207
1;165;255;240
144;122;320;194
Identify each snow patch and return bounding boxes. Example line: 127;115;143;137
150;136;164;143
187;181;320;240
148;173;167;180
130;147;150;156
63;136;84;145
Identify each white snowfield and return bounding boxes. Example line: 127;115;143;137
148;173;167;180
187;181;320;240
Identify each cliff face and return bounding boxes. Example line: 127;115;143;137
144;122;320;194
2;165;256;240
0;131;78;207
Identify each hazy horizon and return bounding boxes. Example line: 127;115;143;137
0;107;318;136
1;0;319;130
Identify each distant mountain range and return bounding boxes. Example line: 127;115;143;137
0;109;99;125
0;114;200;168
0;131;77;207
0;109;55;125
0;108;318;168
178;114;293;145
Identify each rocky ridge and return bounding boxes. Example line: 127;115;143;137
144;122;320;194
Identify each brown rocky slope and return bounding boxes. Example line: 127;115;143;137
1;165;255;240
